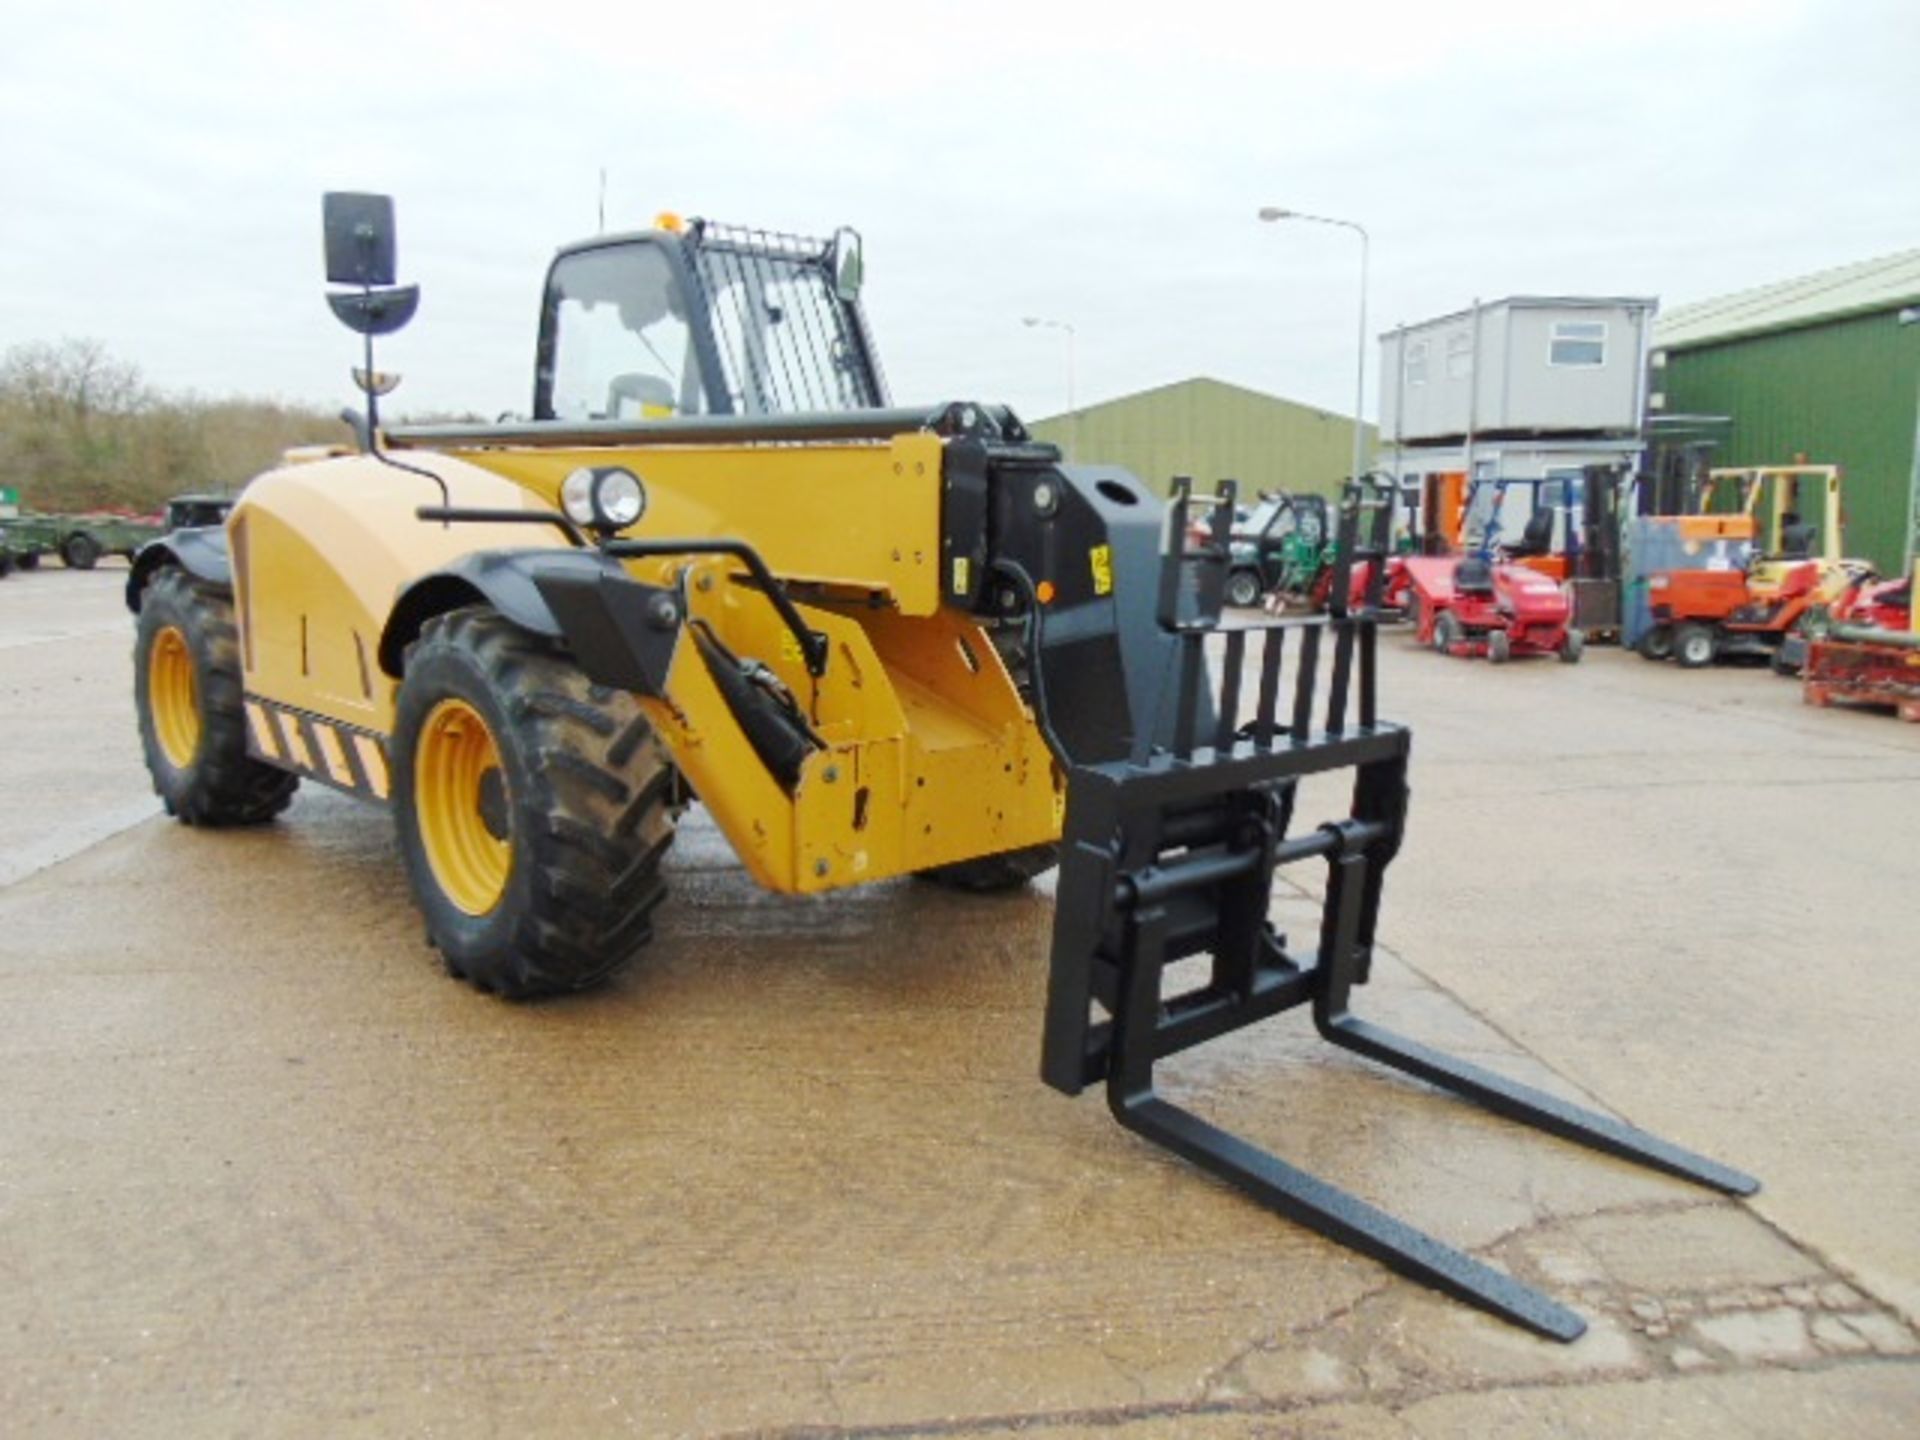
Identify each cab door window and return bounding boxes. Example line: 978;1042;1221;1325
546;244;705;421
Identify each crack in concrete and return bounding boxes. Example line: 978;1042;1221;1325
725;1353;1920;1439
1183;1194;1770;1416
1356;930;1920;1333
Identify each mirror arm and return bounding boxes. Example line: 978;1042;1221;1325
339;407;371;454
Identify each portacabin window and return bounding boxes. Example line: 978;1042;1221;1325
1445;332;1472;379
1549;320;1607;367
1405;339;1429;385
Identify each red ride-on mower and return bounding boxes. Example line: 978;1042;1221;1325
1403;553;1583;664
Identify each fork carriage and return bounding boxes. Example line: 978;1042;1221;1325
1041;479;1757;1341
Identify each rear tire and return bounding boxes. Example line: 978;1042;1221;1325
1674;622;1717;669
916;843;1059;892
1225;569;1262;609
16;551;39;570
392;607;679;1000
135;567;300;825
1773;629;1808;677
62;532;100;570
1637;625;1674;662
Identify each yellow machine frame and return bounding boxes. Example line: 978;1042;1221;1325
224;431;1062;895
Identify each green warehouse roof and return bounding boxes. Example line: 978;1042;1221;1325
1028;377;1372;497
1655;249;1920;353
1031;375;1353;429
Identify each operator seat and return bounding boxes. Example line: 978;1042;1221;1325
1454;556;1495;596
607;373;679;420
1778;519;1817;558
1511;508;1554;558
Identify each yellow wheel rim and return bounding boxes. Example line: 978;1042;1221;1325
149;625;201;769
415;697;512;917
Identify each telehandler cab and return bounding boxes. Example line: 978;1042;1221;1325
127;193;1755;1340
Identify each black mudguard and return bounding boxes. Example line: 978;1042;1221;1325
126;528;231;611
387;546;790;787
379;547;641;678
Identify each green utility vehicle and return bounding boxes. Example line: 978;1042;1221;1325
0;486;188;570
1223;491;1337;608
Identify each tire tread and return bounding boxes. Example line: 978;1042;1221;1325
398;608;677;999
136;567;299;826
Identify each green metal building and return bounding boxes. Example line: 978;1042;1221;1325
1652;251;1920;573
1028;377;1373;499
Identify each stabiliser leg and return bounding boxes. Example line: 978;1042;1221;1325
1039;479;1759;1343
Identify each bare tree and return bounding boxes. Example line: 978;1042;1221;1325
0;339;340;511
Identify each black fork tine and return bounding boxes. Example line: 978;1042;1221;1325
1173;633;1205;760
1292;624;1322;741
1325;620;1354;735
1216;629;1247;752
1255;628;1284;749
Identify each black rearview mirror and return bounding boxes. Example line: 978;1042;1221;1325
322;191;419;339
831;226;864;303
324;192;399;287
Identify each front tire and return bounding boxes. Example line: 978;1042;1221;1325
1487;629;1512;665
134;567;299;825
1559;629;1585;664
1674;622;1717;669
1773;631;1807;677
1225;569;1263;609
392;607;679;999
1433;609;1463;654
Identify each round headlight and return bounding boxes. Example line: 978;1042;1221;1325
594;468;645;528
560;467;597;526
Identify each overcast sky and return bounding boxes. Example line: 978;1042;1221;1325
2;0;1914;430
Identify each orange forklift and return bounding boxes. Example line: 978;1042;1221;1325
1639;466;1876;668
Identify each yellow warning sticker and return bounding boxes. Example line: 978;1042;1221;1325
1089;544;1114;596
952;555;971;595
778;629;804;666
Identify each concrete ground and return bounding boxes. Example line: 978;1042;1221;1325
2;569;1917;1438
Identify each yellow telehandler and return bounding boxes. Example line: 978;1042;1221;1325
126;193;1754;1339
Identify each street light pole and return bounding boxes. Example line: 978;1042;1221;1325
1023;315;1078;461
1257;207;1371;487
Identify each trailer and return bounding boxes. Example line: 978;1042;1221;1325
1803;562;1920;720
1804;633;1920;721
0;510;170;570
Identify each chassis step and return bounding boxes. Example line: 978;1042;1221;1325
1040;480;1758;1342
